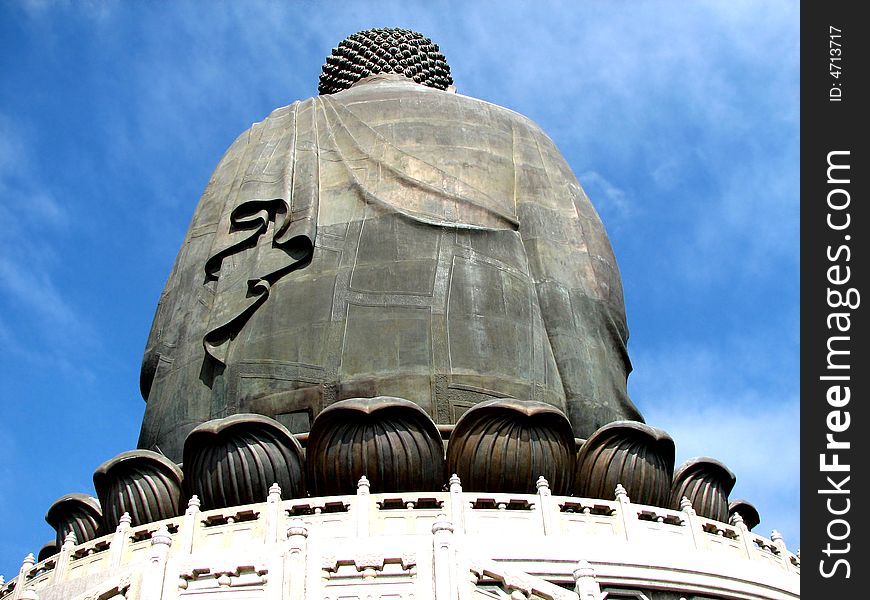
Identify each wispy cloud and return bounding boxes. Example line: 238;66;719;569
0;427;16;510
0;258;81;331
0;116;99;372
690;145;800;278
629;333;799;548
579;170;636;227
645;395;800;547
411;1;800;295
16;0;114;20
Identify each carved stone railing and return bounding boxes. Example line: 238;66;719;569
0;478;799;600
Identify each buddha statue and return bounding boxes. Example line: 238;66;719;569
138;28;643;461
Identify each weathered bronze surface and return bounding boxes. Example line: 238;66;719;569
574;421;674;507
669;457;736;522
93;449;184;530
306;396;445;496
38;541;59;562
446;399;576;494
183;413;306;509
44;493;103;548
138;28;642;462
729;499;760;531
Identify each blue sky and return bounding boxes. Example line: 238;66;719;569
0;0;799;578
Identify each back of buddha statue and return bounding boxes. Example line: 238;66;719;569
138;28;642;461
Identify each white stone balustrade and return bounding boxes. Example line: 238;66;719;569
0;479;799;600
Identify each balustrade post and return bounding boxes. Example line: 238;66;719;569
614;484;633;540
175;496;201;556
432;514;456;600
108;512;133;568
266;483;283;544
770;530;792;570
680;496;703;550
356;476;371;537
729;511;756;560
11;553;35;600
572;560;601;600
50;532;75;585
536;476;553;535
285;519;309;600
139;525;172;600
448;474;465;534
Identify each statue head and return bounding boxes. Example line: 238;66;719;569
318;27;453;95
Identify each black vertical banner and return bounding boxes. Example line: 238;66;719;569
802;3;866;597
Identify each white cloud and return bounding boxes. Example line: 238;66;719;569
16;0;114;20
421;1;799;292
0;116;98;368
579;170;636;226
645;396;800;547
629;335;800;548
0;257;81;331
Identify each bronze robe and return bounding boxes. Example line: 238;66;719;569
139;76;641;461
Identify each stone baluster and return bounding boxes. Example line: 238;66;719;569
50;532;76;585
536;476;553;535
680;496;703;550
266;483;283;544
11;553;35;600
432;515;456;600
356;476;371;537
176;495;201;555
108;512;133;569
448;474;465;534
614;484;633;541
573;560;601;600
729;511;756;560
614;483;630;504
770;531;792;569
285;519;309;600
140;525;172;600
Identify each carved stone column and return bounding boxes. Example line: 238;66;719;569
448;474;465;534
265;483;283;544
432;514;456;600
285;519;309;600
355;476;371;537
50;533;75;585
536;476;554;535
108;512;132;569
12;553;35;600
573;560;601;600
140;525;172;600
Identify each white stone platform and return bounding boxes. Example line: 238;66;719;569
1;477;799;600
